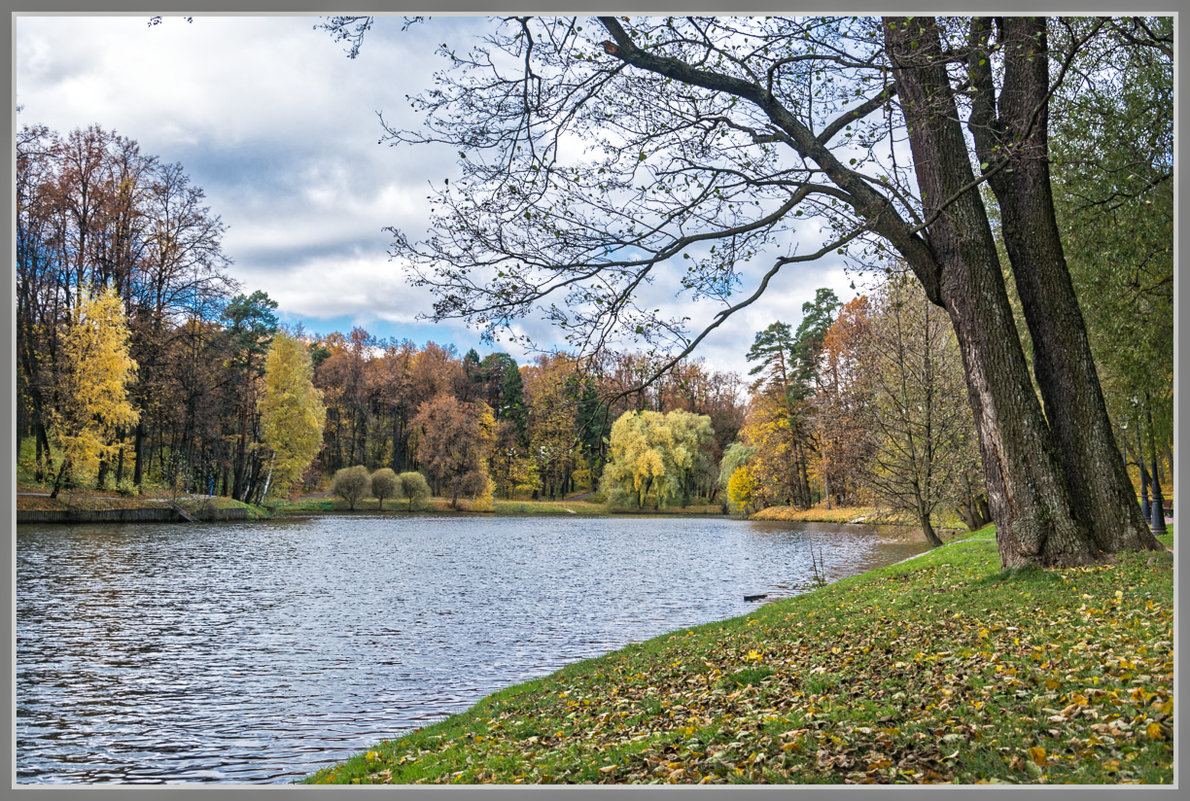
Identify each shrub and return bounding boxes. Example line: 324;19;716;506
370;468;400;510
397;471;431;512
116;478;139;497
601;484;636;512
332;465;372;510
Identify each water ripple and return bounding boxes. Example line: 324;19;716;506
17;515;926;784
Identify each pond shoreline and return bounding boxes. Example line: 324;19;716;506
18;489;926;532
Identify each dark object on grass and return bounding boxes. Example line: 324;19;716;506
744;593;767;602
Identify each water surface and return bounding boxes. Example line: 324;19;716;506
17;514;927;783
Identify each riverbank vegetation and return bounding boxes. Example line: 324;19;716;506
305;527;1174;785
15;486;265;519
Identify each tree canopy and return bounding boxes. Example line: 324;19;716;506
47;285;140;497
321;14;1169;566
258;331;327;499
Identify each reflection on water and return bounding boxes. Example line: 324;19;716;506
17;515;926;784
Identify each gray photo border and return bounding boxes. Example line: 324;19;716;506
4;1;1184;799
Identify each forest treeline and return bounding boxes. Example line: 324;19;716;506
16;113;1173;536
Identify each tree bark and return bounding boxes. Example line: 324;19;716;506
884;17;1098;567
132;420;145;486
919;509;944;548
966;17;1160;555
35;421;52;484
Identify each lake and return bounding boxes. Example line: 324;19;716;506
16;514;928;784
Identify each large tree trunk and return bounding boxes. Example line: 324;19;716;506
34;421;52;484
884;17;1099;568
967;17;1160;556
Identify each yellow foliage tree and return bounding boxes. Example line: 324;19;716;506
726;465;757;517
48;285;139;497
523;354;580;499
258;331;327;499
469;403;498;511
737;395;809;509
601;409;714;509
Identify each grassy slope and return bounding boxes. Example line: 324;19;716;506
15;487;265;517
304;528;1174;786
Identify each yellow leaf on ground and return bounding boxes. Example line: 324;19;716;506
1028;746;1047;767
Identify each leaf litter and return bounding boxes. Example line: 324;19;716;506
305;535;1173;785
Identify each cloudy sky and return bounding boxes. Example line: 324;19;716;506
15;14;860;375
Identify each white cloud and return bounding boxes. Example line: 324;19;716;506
14;14;854;379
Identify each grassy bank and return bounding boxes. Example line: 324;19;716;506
15;486;267;519
751;505;883;524
17;487;721;520
751;504;970;531
304;528;1174;785
267;496;724;517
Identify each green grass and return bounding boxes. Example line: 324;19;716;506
492;499;609;516
303;527;1173;785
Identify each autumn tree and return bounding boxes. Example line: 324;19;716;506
815;295;875;508
47;285;139;498
257;331;327;499
16;124;60;482
590;352;743;484
397;471;432;512
742;295;840;510
717;442;755;495
601;409;714;509
412;393;496;508
167;316;233;496
856;276;981;546
332;465;371;510
523;354;582;499
16;124;233;493
726;465;758;518
370;467;400;510
601;411;669;509
314;327;374;472
736;394;811;510
326;15;1166;567
369;338;418;474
